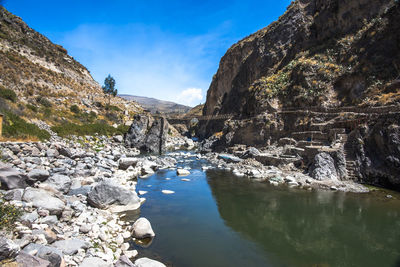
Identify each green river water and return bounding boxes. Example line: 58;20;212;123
130;154;400;267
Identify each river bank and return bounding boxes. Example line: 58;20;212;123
0;133;396;266
0;134;191;267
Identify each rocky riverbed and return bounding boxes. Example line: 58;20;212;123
0;134;194;267
0;133;370;267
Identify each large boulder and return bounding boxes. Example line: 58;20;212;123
124;115;169;154
67;185;92;196
58;147;72;158
44;174;71;194
241;147;261;159
0;237;20;261
27;169;50;183
22;188;65;215
4;189;24;201
310;153;338;181
15;251;51;267
0;163;28;190
119;158;139;170
132;218;155;239
87;180;140;212
51;239;90;255
134;258;166;267
23;244;63;267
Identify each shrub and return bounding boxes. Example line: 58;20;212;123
43;107;52;117
89;111;97;118
0;196;23;231
0;86;17;102
94;102;103;108
2;111;51;140
105;105;121;112
36;96;52;107
51;122;129;137
70;104;80;114
105;112;119;122
26;103;38;112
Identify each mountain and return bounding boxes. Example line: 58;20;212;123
203;0;399;119
0;6;142;139
199;0;400;190
119;94;191;114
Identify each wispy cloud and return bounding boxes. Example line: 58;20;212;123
60;23;231;105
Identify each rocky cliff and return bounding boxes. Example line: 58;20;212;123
200;0;400;189
0;7;142;130
203;0;399;119
124;114;170;154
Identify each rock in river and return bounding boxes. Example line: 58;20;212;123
161;190;175;194
176;169;190;176
134;257;166;267
88;180;141;212
132;218;155;239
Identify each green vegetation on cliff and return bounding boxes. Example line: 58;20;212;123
51;122;129;137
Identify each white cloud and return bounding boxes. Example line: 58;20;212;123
177;88;203;107
57;23;232;106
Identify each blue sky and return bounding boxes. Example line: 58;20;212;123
3;0;291;106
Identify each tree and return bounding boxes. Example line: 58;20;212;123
102;74;118;104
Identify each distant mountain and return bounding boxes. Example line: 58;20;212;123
120;94;192;114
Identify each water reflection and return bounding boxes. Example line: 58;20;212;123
206;170;400;267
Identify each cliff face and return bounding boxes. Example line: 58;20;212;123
203;0;399;118
200;0;400;189
0;7;141;126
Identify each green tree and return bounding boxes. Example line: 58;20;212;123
102;74;118;104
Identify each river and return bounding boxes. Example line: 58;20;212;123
130;152;400;267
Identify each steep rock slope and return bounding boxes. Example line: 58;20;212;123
0;7;142;128
200;0;400;189
203;0;399;118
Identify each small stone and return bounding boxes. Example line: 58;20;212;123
121;243;130;251
37;209;50;217
138;191;148;195
176;169;190;176
115;255;135;267
124;250;138;259
79;256;112;267
330;186;338;191
79;225;91;234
